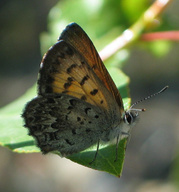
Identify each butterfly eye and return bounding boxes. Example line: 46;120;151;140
124;111;138;125
124;113;133;125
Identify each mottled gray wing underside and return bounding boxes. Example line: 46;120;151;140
23;94;110;156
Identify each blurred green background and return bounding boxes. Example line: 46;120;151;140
0;0;179;191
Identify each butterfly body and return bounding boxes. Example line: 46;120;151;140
22;23;136;158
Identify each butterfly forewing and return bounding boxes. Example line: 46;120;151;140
38;39;118;112
59;23;124;111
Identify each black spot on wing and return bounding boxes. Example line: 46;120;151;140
64;82;72;89
80;75;89;85
69;99;77;106
77;117;81;121
65;139;74;145
85;107;91;114
90;89;98;95
67;64;77;73
67;77;73;82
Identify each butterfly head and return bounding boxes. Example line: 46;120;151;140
122;86;169;125
122;105;144;126
123;110;140;125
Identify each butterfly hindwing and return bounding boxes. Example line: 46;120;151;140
23;93;111;155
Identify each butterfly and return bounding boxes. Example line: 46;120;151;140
22;23;143;162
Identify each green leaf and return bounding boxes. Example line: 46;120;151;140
68;139;127;177
0;86;40;153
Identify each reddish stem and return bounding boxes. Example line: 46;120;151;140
141;31;179;41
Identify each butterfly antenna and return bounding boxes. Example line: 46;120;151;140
129;85;169;112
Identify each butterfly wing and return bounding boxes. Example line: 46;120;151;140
59;23;124;111
38;40;118;112
23;93;111;155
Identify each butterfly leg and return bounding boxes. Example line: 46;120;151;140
89;139;100;164
114;131;131;162
122;132;131;150
114;133;121;162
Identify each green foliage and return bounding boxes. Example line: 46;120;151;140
40;0;150;54
0;86;40;153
